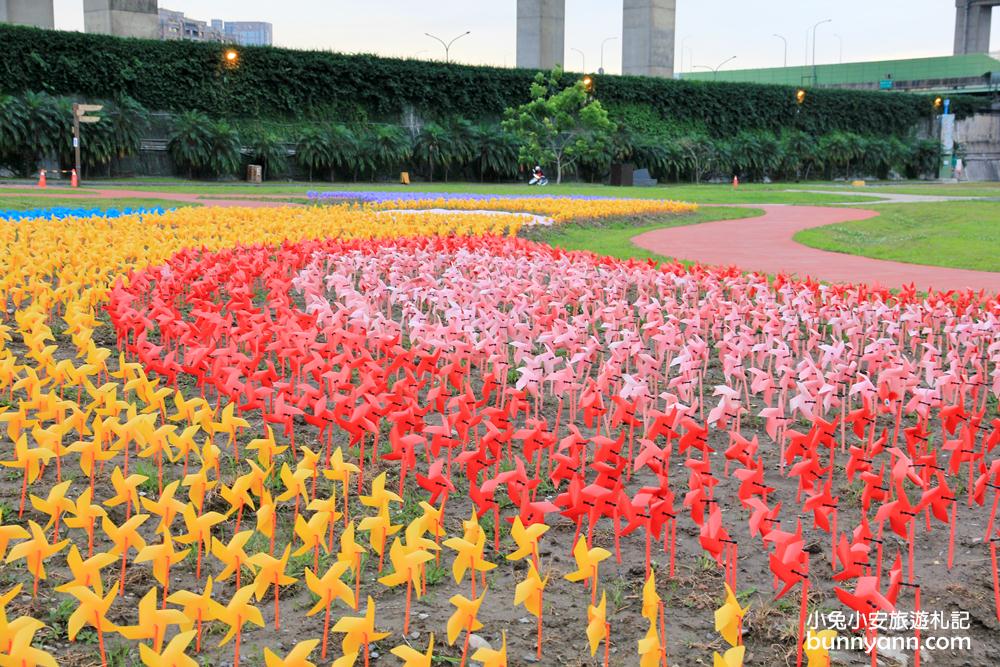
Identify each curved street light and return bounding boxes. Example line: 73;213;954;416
571;47;586;72
773;33;787;68
811;19;832;67
693;55;737;81
424;30;471;64
599;36;617;74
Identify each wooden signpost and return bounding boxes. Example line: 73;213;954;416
72;103;103;186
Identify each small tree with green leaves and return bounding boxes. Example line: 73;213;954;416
502;67;615;184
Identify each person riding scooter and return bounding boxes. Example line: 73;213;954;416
528;165;548;186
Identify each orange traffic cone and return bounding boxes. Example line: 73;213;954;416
37;170;47;188
732;175;739;189
71;169;79;188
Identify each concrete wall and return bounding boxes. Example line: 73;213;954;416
84;0;159;39
622;0;675;78
0;0;55;28
956;112;1000;181
516;0;565;70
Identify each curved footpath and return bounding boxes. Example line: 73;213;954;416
631;204;1000;293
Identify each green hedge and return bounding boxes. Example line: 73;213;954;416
0;24;983;137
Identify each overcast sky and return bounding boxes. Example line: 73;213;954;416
52;1;1000;72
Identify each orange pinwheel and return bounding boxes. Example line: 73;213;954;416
119;587;190;653
63;585;117;667
250;544;298;630
390;633;435;667
564;537;611;605
514;561;548;659
207;585;264;667
331;595;389;667
305;560;356;659
264;639;321;667
6;520;68;597
138;628;199;667
167;577;216;653
135;529;190;601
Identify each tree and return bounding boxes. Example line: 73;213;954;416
247;131;288;180
473;124;518;182
362;125;411;182
168;110;214;179
412;122;452;183
502;67;615;184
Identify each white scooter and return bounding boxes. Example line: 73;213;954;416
528;166;549;186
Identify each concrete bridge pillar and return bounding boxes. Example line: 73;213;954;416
84;0;159;39
622;0;676;78
954;0;999;54
516;0;566;70
0;0;55;28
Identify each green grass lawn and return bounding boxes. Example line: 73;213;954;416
529;207;761;263
790;181;1000;198
795;201;1000;272
8;179;879;205
0;196;197;211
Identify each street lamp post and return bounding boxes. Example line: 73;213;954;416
810;19;832;85
571;47;586;73
833;33;843;64
599;36;617;74
679;34;692;74
773;33;787;68
692;56;736;81
424;30;471;64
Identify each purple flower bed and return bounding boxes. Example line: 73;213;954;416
306;190;624;203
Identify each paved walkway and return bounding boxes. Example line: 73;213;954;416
631;205;1000;293
0;185;296;208
790;189;991;205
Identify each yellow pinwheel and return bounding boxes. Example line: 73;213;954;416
102;513;148;596
55;545;117;595
292;511;330;573
0;619;57;667
390;633;435;667
29;479;73;540
220;472;257;534
305;560;355;659
6;520;68;597
175;505;224;581
250;544;298;630
211;529;257;589
338;520;367;610
246;426;286;470
514;560;548;660
587;591;609;658
0;510;28;560
804;628;837;667
119;587;191;653
637;623;663;667
715;582;748;648
470;629;508;667
63;585;117;667
264;639;321;667
104;466;147;519
135;529;190;601
62;487;106;557
507;516;548;566
357;506;401;573
564;537;611;606
331;595;389;665
443;530;495;597
323;446;359;524
207;585;264;667
2;434;54;519
255;488;278;554
379;537;434;633
141;479;186;535
138;628;199;667
713;645;746;667
446;591;485;667
181;468;215;515
276;461;311;525
167;577;216;653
